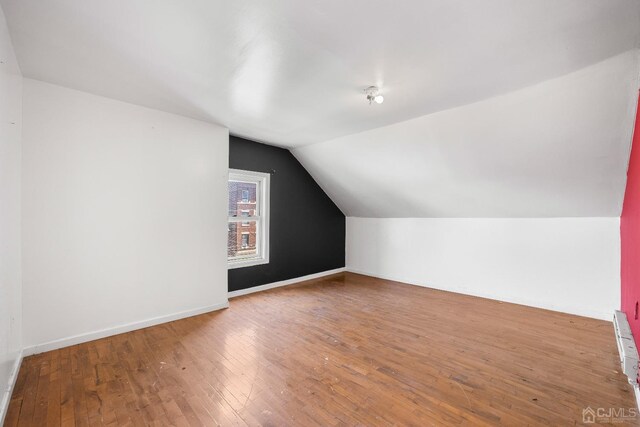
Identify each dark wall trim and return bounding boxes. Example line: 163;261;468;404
228;136;345;292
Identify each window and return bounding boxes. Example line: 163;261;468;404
228;169;270;268
240;210;250;226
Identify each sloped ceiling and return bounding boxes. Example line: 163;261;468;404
2;0;640;218
293;51;640;217
1;0;639;148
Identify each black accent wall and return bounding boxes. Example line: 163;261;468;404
228;136;345;292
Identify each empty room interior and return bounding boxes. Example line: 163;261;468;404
3;1;640;425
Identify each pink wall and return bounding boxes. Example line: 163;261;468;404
621;92;640;351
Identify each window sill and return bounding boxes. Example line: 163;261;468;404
228;257;269;269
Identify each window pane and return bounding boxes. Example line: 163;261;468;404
227;221;258;259
228;170;268;267
228;181;257;217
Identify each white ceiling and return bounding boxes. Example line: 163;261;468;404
294;51;640;217
1;0;639;148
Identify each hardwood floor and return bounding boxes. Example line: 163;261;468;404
4;272;637;426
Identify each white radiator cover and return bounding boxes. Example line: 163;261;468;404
614;310;639;385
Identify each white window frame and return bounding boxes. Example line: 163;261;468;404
228;169;270;269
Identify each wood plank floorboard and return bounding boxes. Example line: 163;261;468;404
4;272;637;426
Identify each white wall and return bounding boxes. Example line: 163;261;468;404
21;79;229;353
347;217;620;320
0;5;21;423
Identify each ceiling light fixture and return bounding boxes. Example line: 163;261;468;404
365;86;384;105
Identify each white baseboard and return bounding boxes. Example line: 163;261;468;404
0;350;23;426
22;302;229;356
346;268;610;320
228;267;346;299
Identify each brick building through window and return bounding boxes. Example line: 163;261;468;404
228;181;258;258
